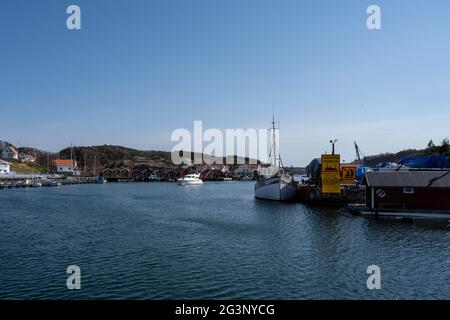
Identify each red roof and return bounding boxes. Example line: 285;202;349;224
54;159;76;166
8;146;18;154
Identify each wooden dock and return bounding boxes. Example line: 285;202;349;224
0;175;105;189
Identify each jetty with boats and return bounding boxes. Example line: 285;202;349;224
0;175;106;189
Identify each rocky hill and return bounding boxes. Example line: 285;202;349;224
58;145;259;175
3;138;448;174
58;145;174;174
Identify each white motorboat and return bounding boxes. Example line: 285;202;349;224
178;174;203;185
254;118;297;201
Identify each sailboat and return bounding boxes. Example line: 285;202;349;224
254;118;297;201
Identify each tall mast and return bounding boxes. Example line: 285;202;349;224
93;154;97;177
272;114;277;167
70;144;73;175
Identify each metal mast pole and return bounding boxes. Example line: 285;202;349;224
272;114;277;168
93;155;96;177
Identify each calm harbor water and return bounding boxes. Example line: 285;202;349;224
0;182;449;300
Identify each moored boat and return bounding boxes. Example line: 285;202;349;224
42;179;61;187
254;117;297;201
255;172;297;201
30;180;43;187
178;174;203;185
95;177;107;184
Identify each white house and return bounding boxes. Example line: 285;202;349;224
19;153;36;163
0;160;11;174
54;159;80;175
1;146;19;160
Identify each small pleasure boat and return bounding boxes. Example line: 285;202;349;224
178;174;203;185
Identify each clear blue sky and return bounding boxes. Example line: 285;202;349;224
1;0;450;166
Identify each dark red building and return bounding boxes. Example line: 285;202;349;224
360;170;450;216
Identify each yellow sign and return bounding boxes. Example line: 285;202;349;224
321;172;341;193
321;155;341;172
321;154;341;193
341;165;357;184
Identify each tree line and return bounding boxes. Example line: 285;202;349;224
426;138;450;156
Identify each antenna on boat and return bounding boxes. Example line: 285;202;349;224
272;104;277;168
268;104;285;171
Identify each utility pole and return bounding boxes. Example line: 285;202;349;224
330;139;338;155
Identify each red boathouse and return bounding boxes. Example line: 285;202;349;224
361;170;450;215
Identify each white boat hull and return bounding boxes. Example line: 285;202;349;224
254;176;297;201
178;180;203;185
177;174;203;185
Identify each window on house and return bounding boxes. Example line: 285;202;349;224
403;187;414;194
